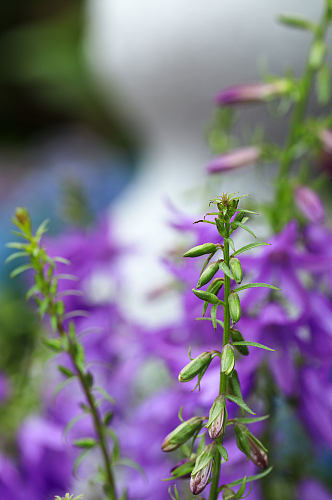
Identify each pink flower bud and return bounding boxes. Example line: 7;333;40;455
216;80;291;106
207;147;261;174
320;129;332;154
294;186;324;224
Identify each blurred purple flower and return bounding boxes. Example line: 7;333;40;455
320;129;332;155
216;80;290;106
298;480;332;500
206;147;261;174
295;186;324;224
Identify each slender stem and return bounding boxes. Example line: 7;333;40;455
209;222;231;500
273;3;331;231
56;318;117;500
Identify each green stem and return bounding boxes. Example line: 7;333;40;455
209;223;231;500
273;3;331;231
57;319;118;500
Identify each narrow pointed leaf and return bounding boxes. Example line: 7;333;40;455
5;251;27;264
234;283;279;293
10;264;32;278
225;394;255;415
227;415;269;425
232;221;256;238
219;261;234;280
232;242;270;256
232;341;275;352
224;467;273;489
73;438;97;449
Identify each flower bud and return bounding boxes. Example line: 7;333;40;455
192;288;219;304
14;207;31;232
178;352;213;383
229;258;243;284
202;279;224;316
223;487;236;499
230;329;249;356
190;445;214;495
294;186;324;224
221;344;235;375
248;435;269;470
161;417;204;452
197;262;220;288
234;423;250;458
229;292;241;323
215;80;291;106
207;147;261;174
207;395;225;439
320;129;332;154
184;243;218;258
170;457;195;479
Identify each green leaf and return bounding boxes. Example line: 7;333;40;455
227;415;269;425
309;40;326;70
64;412;88;440
231;221;256;238
106;428;121;462
168;485;181;500
26;284;39;300
43;337;63;352
316;64;331;105
278;14;316;31
116;458;146;478
225;467;273;489
219;261;234;280
233;283;279;293
35;219;49;240
10;264;32;278
232;341;275;352
211;304;218;330
73;438;97;449
216;443;229;462
225;237;235;252
54;256;71;265
58;365;75;378
196;316;224;328
93;385;115;404
232;242;269;256
6;242;28;250
225;394;255;415
5;251;27;264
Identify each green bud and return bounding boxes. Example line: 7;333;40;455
192;288;219;304
229;258;243;284
215;217;225;236
190;445;214;495
14;207;31;232
221;344;235;375
229;292;241;323
178;352;213;382
234;423;250;458
202;278;224;316
223;487;237;500
230;329;249;356
207;395;225;439
161;417;204;452
184;243;218;258
197;262;220;288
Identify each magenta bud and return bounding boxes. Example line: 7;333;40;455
207;147;261;174
248;436;269;470
294;186;324;224
320;129;332;154
190;445;214;495
216;80;291;106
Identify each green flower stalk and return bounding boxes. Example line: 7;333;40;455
162;193;277;498
7;208;118;500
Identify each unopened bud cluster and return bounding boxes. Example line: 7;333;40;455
162;194;276;497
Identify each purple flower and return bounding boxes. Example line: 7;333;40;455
297;480;332;499
216;80;290;106
320;129;332;154
295;186;324;224
206;147;261;174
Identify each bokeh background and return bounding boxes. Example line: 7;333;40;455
0;1;332;499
